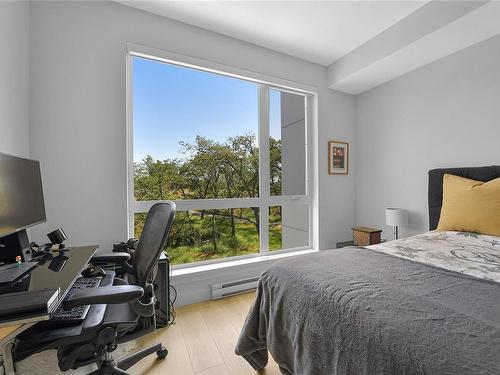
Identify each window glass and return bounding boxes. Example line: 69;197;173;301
133;57;259;201
269;89;306;196
269;204;309;251
131;54;310;266
135;208;260;265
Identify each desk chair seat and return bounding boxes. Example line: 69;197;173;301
13;202;176;374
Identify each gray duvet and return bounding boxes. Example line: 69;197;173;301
235;247;500;375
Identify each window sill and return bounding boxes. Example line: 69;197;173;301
171;248;317;279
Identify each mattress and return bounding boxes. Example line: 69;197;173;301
368;231;500;282
235;232;500;375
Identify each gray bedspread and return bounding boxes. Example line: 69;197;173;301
235;247;500;375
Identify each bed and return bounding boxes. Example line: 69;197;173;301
235;166;500;375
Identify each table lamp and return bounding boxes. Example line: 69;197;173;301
385;208;408;240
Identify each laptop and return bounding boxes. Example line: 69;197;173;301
0;262;38;285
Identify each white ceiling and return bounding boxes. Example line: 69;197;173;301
115;1;427;66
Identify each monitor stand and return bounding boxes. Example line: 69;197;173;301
0;230;32;263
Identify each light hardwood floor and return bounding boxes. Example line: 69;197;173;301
16;292;280;375
131;291;281;375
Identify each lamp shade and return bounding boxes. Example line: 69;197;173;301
385;208;408;226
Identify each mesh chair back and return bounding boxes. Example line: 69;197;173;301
132;202;175;289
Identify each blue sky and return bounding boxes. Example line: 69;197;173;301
133;56;281;161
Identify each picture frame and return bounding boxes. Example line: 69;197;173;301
328;140;349;175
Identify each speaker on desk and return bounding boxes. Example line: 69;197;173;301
0;230;32;262
47;228;68;247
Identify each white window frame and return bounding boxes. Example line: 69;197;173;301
126;43;319;269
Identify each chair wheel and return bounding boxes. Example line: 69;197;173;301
157;347;168;359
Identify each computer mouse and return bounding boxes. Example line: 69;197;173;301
81;265;106;278
48;254;69;272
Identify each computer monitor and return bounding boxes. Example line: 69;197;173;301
0;152;46;237
0;152;46;262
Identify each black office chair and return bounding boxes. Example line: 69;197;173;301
13;202;176;375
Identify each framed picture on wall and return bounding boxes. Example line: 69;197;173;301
328;140;349;175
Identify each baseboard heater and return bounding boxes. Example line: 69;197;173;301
211;276;259;300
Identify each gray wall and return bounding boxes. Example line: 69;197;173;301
355;34;500;239
28;1;356;252
0;1;30;157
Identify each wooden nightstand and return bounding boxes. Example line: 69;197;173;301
352;227;382;246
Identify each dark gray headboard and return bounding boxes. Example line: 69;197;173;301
428;165;500;230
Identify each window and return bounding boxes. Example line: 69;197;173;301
128;50;314;266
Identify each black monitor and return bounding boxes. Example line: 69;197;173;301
0;152;46;262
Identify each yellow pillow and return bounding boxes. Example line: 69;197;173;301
437;174;500;236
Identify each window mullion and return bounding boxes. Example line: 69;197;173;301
126;52;135;238
258;85;270;254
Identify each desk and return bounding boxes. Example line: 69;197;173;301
0;245;97;374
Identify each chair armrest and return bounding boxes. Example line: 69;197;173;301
91;252;130;264
62;285;144;310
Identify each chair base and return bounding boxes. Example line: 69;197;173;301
88;343;167;375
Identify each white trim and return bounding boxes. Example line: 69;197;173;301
172;248;317;278
126;42;317;95
125;43;319;263
126;52;135;237
133;196;310;212
258;85;270;254
173;245;311;271
308;95;319;251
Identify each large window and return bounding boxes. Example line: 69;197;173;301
128;51;313;266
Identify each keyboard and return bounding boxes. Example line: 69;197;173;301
50;276;102;325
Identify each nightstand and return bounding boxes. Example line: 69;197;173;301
351;227;382;246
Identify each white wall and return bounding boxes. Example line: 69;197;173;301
321;90;356;247
0;1;30;157
355;34;500;239
28;1;355;304
28;1;355;250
